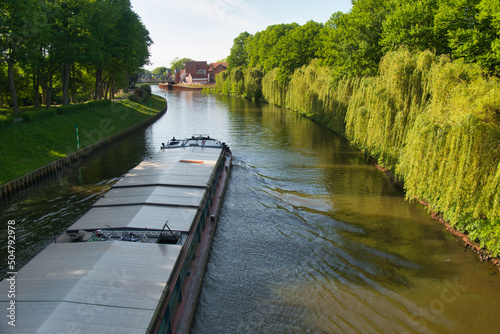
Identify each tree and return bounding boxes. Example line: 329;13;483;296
380;0;443;54
83;0;151;100
107;0;151;97
274;20;323;83
227;31;250;69
51;0;90;106
321;0;388;79
80;0;120;101
170;57;193;69
434;0;482;58
0;0;40;113
477;0;500;75
247;23;299;71
0;0;151;109
152;66;167;74
434;0;500;75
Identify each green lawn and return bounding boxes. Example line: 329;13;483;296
0;95;166;184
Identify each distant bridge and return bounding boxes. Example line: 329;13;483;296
137;74;173;83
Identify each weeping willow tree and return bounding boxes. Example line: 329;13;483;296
345;49;434;173
262;61;356;135
286;59;357;135
398;58;500;256
244;66;264;100
218;48;500;256
262;68;287;106
214;70;230;95
345;48;500;256
214;68;244;96
215;67;261;99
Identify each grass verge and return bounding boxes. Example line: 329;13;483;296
0;94;166;184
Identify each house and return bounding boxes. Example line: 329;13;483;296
173;61;228;85
175;68;181;84
184;61;209;84
208;62;228;83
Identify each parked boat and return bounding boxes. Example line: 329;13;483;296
159;82;173;90
171;84;204;91
0;135;232;334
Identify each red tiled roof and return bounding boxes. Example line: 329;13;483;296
208;63;228;71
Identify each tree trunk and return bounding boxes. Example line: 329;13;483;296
104;75;112;100
70;66;76;103
7;58;19;115
46;74;53;108
61;62;71;106
95;69;103;100
33;72;40;107
111;77;116;98
41;80;46;106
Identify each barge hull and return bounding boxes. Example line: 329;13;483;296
170;154;231;334
0;136;232;334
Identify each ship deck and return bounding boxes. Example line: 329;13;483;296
0;137;231;333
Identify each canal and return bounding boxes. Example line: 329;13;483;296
1;86;499;333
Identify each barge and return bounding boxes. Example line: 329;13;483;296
0;136;232;333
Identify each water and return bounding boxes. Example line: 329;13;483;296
1;86;499;333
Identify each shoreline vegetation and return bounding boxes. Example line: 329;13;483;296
1;0;151;114
214;50;500;266
211;0;500;264
0;86;165;186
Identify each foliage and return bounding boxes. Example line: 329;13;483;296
274;21;324;84
214;70;230;95
22;108;57;122
285;60;355;135
380;0;443;54
152;67;167;75
320;0;388;80
246;23;300;71
0;0;152;111
341;49;500;256
21;99;114;122
128;85;151;103
261;68;287;107
345;48;432;172
226;42;500;256
227;32;251;70
244;67;264;100
223;0;499;81
213;67;246;97
0;115;14;128
170;57;193;70
396;54;500;255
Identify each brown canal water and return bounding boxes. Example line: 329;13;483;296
1;86;499;333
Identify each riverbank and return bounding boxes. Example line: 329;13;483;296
372;159;500;270
0;94;167;199
213;49;500;266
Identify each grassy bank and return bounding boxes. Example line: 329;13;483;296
0;94;166;184
215;49;500;258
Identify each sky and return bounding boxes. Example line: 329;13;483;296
129;0;353;70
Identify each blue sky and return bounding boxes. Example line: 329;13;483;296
130;0;353;70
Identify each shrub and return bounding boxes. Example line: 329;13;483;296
128;86;151;103
0;115;14;128
22;108;57;122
